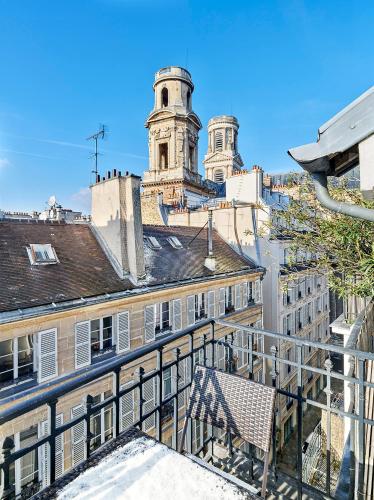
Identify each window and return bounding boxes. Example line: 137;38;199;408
0;335;34;386
159;143;168;169
246;282;254;304
90;391;113;452
195;293;207;320
225;286;234;314
161;87;168;107
189;145;195;170
155;301;171;335
167;236;183;249
145;236;162;249
27;244;57;265
215;131;223;151
90;316;113;357
8;426;39;496
286;383;293;410
186;90;191;109
161;367;174;421
214;169;225;183
283;248;290;265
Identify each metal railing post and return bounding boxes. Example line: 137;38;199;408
173;348;180;450
357;358;366;500
114;367;121;438
248;330;253;380
136;367;145;431
324;358;333;497
48;399;57;486
85;395;94;460
296;344;303;500
156;347;163;443
210;321;215;367
270;345;278;483
1;436;15;499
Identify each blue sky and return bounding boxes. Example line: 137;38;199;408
0;0;373;213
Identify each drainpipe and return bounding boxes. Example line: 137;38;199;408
204;209;216;271
312;173;374;222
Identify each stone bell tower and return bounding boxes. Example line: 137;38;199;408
143;66;212;207
203;115;244;184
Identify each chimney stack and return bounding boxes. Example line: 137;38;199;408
90;173;145;283
204;209;216;271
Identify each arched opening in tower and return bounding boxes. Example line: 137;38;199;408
215;131;223;151
159;143;169;169
161;87;169;107
187;90;191;109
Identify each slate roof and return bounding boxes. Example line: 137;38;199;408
0;221;258;313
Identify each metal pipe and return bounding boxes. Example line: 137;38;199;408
207;209;213;256
311;172;374;222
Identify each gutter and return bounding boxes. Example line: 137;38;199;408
312;172;374;222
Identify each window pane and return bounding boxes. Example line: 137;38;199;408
18;335;34;378
102;317;112;349
90;412;102;451
104;405;113;442
0;339;14;383
91;320;100;353
20;426;38;488
161;302;170;330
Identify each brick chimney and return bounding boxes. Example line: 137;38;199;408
91;171;145;283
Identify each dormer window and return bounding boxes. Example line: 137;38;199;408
167;236;183;249
27;244;58;265
145;236;162;249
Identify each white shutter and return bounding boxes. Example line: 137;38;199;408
55;414;64;479
234;284;241;310
75;321;91;369
282;316;287;335
143;377;156;431
173;359;186;409
206;343;213;367
216;341;225;370
71;404;86;466
120;383;135;432
254;279;261;303
172;299;182;331
207;290;215;318
117;312;130;354
38;329;58;383
144;305;155;343
242;282;248;308
39;420;50;488
219;288;225;316
187;295;195;326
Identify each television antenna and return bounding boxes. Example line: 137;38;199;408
86;124;107;177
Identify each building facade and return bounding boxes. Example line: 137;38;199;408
0;172;264;496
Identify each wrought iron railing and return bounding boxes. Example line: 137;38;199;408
0;310;373;500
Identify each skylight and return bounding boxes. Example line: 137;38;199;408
27;244;58;265
167;236;183;249
146;236;162;249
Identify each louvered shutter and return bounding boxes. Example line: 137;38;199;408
242;282;248;308
282;316;287;335
120;383;135;432
206;343;213;367
234;331;244;368
218;288;225;316
185;356;192;406
55;414;64;479
144;305;155;343
254;279;261;303
234;284;241;310
216;339;226;370
173;359;186;410
71;404;86;466
207;290;215;318
39;420;50;488
75;321;91;369
117;312;130;354
38;329;58;382
143;377;156;431
187;295;195;326
172;299;182;331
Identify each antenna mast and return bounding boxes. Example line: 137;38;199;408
87;124;107;177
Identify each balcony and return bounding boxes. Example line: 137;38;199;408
0;303;373;500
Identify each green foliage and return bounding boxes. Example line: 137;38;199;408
266;176;374;299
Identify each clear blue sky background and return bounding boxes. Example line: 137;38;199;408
0;0;373;213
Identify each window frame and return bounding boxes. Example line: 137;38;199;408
0;335;35;387
90;316;114;358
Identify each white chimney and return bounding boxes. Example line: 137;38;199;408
91;171;145;283
204;209;216;271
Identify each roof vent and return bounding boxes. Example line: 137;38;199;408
27;244;58;265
